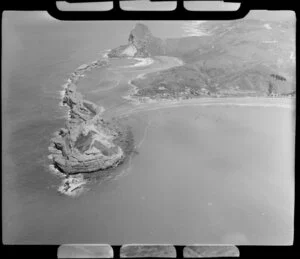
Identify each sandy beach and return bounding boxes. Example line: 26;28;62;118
118;97;295;118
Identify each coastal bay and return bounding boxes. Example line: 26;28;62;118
45;51;295;244
2;14;295;245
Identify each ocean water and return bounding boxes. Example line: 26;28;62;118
2;13;295;244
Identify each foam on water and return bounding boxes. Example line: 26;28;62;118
100;49;111;59
122;58;154;68
59;90;65;98
62;83;70;89
136;73;146;79
48;164;66;178
58;174;88;197
131;58;154;67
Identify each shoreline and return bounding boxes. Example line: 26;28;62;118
117;96;295;118
120;57;295;116
49;53;295;197
126;82;296;107
120;55;295;112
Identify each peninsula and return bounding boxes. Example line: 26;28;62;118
49;60;133;176
49;20;295;195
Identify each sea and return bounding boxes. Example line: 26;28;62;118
2;12;295;245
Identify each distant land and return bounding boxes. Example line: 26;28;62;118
109;20;295;102
49;19;295;195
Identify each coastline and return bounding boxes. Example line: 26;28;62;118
126;77;296;107
49;54;185;197
4;17;295;245
120;56;295;116
49;52;295;197
117;96;295;119
49;58;135;197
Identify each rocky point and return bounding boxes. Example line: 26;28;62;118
49;59;131;175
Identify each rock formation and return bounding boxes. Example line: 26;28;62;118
49;59;131;175
108;23;165;58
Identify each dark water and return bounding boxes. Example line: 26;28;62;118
2;13;294;245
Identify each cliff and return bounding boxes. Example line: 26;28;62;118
49;60;131;175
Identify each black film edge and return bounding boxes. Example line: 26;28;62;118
47;0;251;20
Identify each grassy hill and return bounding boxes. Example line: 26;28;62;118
109;19;295;99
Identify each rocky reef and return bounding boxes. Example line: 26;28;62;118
49;59;131;176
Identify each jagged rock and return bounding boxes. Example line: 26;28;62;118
58;174;87;196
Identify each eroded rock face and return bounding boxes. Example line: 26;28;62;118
127;23;152;57
49;60;128;174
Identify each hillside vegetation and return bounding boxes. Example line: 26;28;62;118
109;19;295;99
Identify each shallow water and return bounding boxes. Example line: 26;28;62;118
2;13;295;245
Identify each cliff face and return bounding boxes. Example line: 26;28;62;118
49;60;128;174
128;23;152;57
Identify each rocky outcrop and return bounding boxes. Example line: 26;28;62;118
108;23;166;58
49;59;131;175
